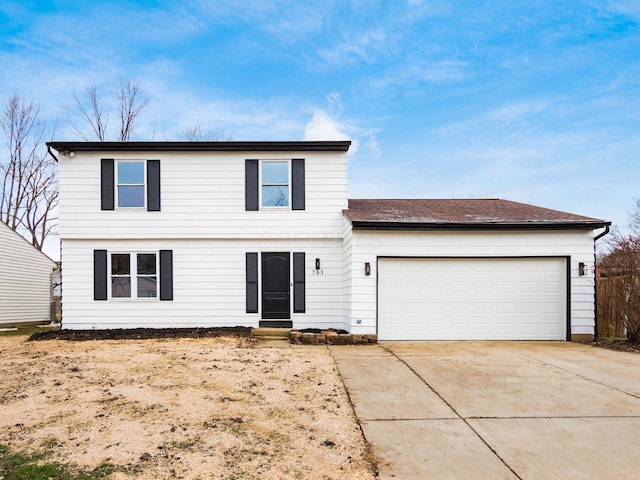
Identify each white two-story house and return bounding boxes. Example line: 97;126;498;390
47;140;609;341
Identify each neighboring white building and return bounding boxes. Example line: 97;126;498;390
48;141;609;341
0;220;56;326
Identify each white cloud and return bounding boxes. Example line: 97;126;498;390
316;29;396;68
304;109;347;139
303;107;360;153
136;83;311;141
368;60;469;96
603;1;640;19
484;100;551;126
431;99;552;138
366;136;381;158
326;91;344;114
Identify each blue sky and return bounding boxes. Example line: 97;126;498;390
1;0;639;248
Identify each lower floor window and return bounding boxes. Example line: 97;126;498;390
110;252;158;299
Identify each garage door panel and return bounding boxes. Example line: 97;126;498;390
538;302;562;314
518;302;544;314
405;303;426;315
378;258;566;341
540;281;563;293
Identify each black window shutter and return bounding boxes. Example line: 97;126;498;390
246;253;258;313
159;250;173;301
94;250;108;301
293;252;305;313
101;159;114;210
245;159;259;211
147;160;161;211
291;159;305;210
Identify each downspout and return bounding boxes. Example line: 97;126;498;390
592;225;611;340
594;225;610;242
47;144;61;327
47;145;59;163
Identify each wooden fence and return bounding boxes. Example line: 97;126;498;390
596;277;627;338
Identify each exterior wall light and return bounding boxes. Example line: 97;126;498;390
315;258;321;270
365;262;371;276
579;262;586;276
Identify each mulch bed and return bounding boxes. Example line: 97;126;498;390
589;337;640;354
296;328;349;335
28;326;253;342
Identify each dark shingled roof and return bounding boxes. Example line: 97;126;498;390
344;199;609;230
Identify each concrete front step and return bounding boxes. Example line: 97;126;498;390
251;327;291;339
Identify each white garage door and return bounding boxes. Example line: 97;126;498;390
378;257;566;341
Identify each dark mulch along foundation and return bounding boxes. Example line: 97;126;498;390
590;337;640;354
28;327;253;342
296;328;349;335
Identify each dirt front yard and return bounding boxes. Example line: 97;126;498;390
0;335;376;479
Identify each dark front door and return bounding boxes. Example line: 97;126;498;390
261;252;291;327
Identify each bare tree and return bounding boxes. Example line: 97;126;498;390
69;84;108;141
629;198;640;238
178;123;231;141
599;199;640;341
69;80;149;141
118;80;150;141
0;94;57;250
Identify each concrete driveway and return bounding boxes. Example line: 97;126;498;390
330;342;640;480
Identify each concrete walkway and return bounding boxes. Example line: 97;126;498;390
330;341;640;480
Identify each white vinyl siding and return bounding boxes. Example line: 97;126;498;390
0;222;56;326
58;151;348;239
341;217;354;324
378;257;566;341
344;228;597;338
61;238;349;331
57;146;601;339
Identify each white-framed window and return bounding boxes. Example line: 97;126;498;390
260;161;290;208
116;160;146;208
109;252;158;299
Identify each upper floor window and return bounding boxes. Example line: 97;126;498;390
117;161;145;208
101;159;160;211
245;158;304;211
261;161;289;207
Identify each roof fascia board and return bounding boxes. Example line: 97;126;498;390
349;221;611;231
46;141;351;153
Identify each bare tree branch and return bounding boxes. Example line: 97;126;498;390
599;199;640;341
68;84;108;141
67;80;149;141
117;80;150;141
629;198;640;238
177;123;231;141
0;94;57;250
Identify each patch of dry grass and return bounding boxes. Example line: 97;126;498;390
0;336;376;479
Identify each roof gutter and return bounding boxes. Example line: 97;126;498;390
46;140;352;153
349;221;612;231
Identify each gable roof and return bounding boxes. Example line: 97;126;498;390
344;199;609;230
0;221;56;265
